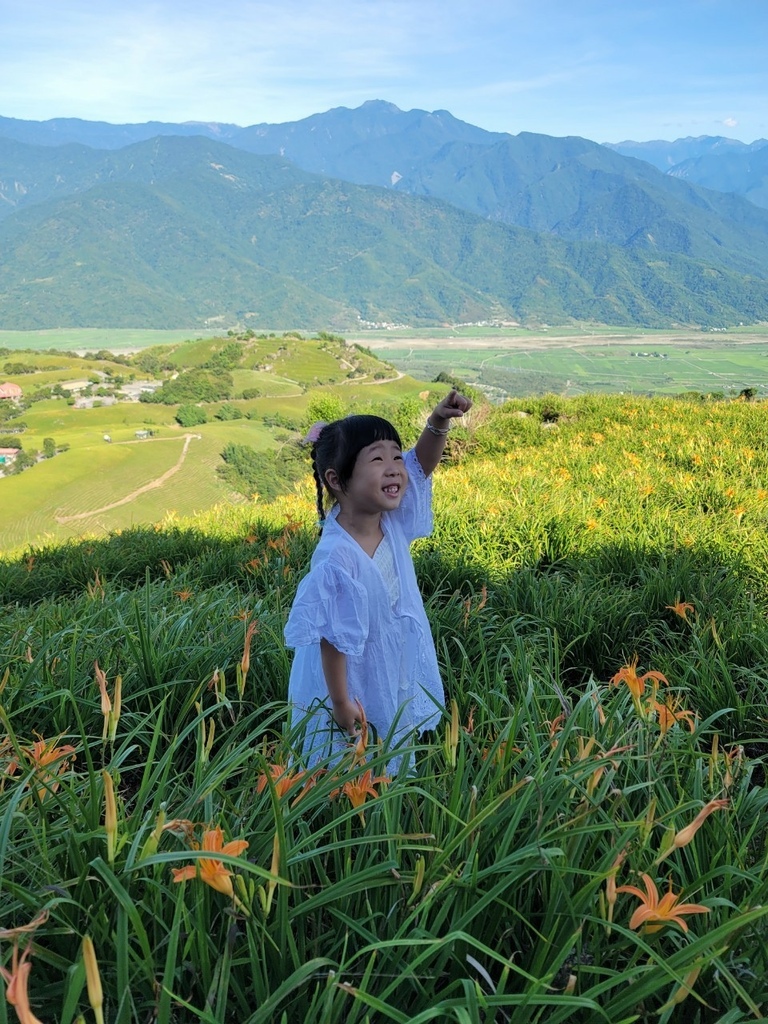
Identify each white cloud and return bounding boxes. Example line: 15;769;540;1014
723;116;739;128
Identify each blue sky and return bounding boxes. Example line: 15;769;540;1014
0;0;765;142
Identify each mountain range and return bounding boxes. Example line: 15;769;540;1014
1;100;767;331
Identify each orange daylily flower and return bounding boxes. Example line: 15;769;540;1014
609;656;668;701
616;873;709;933
655;799;729;865
0;942;44;1024
649;697;696;736
174;588;194;601
666;601;694;622
256;763;307;800
332;769;389;823
171;826;249;898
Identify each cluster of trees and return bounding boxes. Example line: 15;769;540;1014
175;402;246;428
141;369;234;405
3;361;37;375
218;441;306;502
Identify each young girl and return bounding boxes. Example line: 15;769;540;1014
284;390;472;767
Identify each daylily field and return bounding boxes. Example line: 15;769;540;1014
1;392;768;1023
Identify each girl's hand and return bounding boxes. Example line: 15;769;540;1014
332;697;363;735
431;389;473;425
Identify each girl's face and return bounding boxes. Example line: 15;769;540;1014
327;439;408;516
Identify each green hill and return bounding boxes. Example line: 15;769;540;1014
0;332;431;553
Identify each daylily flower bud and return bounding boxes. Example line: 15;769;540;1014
102;771;117;865
108;675;122;743
82;936;105;1024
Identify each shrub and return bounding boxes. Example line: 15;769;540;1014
175;404;207;427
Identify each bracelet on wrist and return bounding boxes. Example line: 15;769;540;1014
425;418;450;436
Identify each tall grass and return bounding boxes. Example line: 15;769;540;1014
1;393;768;1021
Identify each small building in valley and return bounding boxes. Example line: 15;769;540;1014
0;382;23;400
0;447;19;464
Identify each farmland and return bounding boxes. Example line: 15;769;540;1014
359;325;768;398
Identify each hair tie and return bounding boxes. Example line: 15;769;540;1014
302;421;327;445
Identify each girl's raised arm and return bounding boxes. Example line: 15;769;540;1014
415;389;472;477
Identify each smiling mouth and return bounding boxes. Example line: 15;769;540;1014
383;484;400;496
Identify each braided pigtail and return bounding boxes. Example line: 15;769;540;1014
311;446;326;532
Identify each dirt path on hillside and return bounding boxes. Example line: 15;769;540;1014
55;433;200;523
340;370;405;385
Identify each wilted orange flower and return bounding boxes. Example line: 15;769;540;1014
666;601;694;622
617;874;709;933
721;743;744;790
94;662;121;742
464;705;476;736
609;656;668;702
240;614;259;679
0;910;49;942
171;826;249;897
174;589;194;601
351;699;368;764
21;735;76;803
655;799;729;864
94;661;111;716
0;942;44;1024
605;849;627;927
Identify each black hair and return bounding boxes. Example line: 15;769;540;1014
310;415;402;528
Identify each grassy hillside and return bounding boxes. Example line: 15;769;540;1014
0;332;432;552
1;393;767;1021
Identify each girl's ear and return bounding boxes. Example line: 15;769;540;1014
324;467;341;494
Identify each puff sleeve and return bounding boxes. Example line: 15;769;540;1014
284;560;370;656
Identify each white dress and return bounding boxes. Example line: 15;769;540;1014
284;449;444;766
